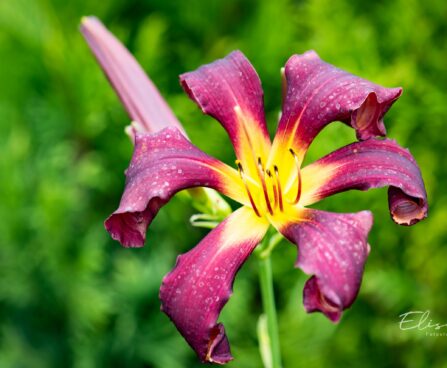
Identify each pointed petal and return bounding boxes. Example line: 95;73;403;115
268;50;401;178
160;207;269;363
105;127;246;247
273;208;373;321
180;51;271;177
80;16;186;135
300;138;428;226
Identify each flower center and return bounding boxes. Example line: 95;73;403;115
236;148;302;217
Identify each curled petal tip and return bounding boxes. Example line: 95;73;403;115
352;88;403;140
352;92;385;139
105;205;155;248
303;276;342;322
388;187;428;226
205;324;233;364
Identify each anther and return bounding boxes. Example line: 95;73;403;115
288;148;302;204
256;157;274;215
236;160;261;217
273;165;284;211
257;157;264;173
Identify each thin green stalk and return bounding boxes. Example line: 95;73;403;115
256;234;283;368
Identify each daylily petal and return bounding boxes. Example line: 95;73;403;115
272;208;373;322
299;138;428;226
160;206;269;364
80;16;186;136
268;51;401;181
180;51;271;177
105;127;246;247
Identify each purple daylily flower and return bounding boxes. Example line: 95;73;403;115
81;17;427;364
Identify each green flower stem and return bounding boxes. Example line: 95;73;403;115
256;233;283;368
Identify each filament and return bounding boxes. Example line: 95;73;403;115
256;157;273;215
288;148;302;204
273;165;284;211
236;160;261;217
266;169;278;210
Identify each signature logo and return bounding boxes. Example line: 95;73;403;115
399;310;447;336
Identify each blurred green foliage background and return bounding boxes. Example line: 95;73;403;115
1;0;446;367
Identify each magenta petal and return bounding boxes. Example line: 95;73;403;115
105;127;243;248
273;50;401;159
301;138;428;226
180;51;271;171
80;17;186;135
160;207;268;363
278;209;373;321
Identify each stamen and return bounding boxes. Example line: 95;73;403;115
256;157;273;215
273;165;284;211
266;169;278;209
236;160;261;217
289;148;302;204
